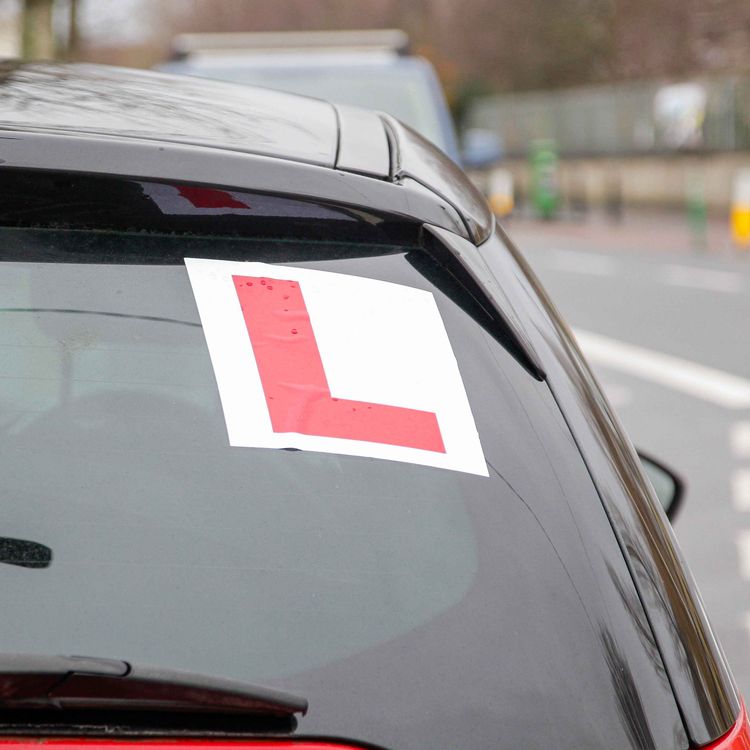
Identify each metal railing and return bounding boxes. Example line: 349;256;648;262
468;75;750;158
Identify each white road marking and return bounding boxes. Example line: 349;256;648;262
663;264;742;294
574;329;750;409
548;250;618;277
737;530;750;579
731;423;750;458
732;470;750;512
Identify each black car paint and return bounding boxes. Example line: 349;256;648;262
0;62;339;167
0;130;470;242
0;63;492;245
384;115;494;245
479;225;740;745
0;63;739;748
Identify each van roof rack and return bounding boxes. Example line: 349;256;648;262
171;30;411;60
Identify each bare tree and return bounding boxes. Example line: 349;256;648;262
156;0;401;37
152;0;750;95
66;0;81;59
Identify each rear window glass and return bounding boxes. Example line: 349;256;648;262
0;227;685;750
0;229;481;678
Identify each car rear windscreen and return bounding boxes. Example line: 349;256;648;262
0;227;686;750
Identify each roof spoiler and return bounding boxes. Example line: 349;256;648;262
170;29;411;60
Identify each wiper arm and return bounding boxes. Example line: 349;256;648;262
0;654;307;718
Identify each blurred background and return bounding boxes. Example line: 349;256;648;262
6;0;750;692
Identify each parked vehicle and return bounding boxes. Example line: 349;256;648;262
160;29;502;169
0;62;746;750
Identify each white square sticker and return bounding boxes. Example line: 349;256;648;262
186;258;487;476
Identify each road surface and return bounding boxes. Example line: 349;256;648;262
506;211;750;698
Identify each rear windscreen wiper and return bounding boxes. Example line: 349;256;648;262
0;653;307;726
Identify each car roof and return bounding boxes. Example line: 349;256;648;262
0;61;340;168
0;62;491;244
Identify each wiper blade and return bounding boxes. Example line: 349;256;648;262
0;654;307;718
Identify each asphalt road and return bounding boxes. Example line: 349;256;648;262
505;211;750;698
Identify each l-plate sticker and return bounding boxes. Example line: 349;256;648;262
185;258;488;476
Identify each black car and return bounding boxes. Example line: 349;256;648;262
0;63;746;750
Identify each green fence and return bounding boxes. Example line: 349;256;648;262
468;76;750;158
